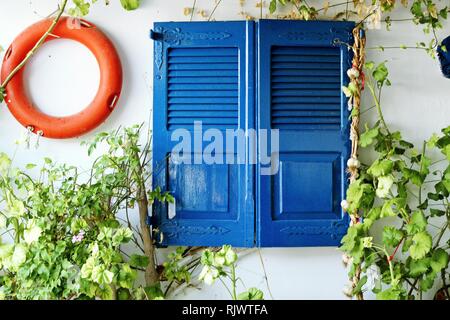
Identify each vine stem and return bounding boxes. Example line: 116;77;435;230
388;237;404;262
367;81;391;136
316;0;351;12
382;247;396;285
1;0;69;89
418;141;427;204
257;249;274;300
190;0;196;22
433;222;449;250
231;264;237;300
207;0;222;22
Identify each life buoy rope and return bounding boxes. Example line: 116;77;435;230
1;17;123;139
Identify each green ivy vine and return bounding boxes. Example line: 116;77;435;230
340;62;450;300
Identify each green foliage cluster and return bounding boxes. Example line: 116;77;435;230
198;245;264;300
0;126;170;300
269;0;448;54
340;62;450;300
69;0;140;16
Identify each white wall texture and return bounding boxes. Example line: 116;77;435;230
0;0;449;300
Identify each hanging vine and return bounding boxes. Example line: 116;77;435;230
341;26;367;300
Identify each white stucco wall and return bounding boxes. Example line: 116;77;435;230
0;0;449;300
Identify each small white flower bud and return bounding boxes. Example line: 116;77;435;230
347;67;360;79
342;284;354;298
342;254;352;266
340;199;349;211
347;157;361;169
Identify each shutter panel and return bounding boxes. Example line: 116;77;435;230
152;22;255;247
257;20;354;247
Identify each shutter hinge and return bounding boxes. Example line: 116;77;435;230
150;29;163;41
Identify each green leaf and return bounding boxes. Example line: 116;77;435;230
366;206;382;220
376;286;406;300
11;244;27;269
92;266;114;285
129;254;149;268
419;155;431;176
269;0;277;13
420;271;437;291
427;191;443;201
372;62;389;85
120;0;140;11
380;199;398;218
430;248;449;273
408;258;430;277
238;288;264;300
117;288;132;300
343;82;358;97
443;145;450;161
409;231;432;260
402;168;424;186
346;180;375;214
69;0;91;17
430;208;446;217
368;159;394;177
201;250;215;266
427;133;440;148
417;199;428;210
402;237;413;253
0;243;14;263
399;139;414;149
340;225;366;263
435;180;450;197
360;125;379;148
352;275;368;296
96;284;114;300
406;211;427;235
382;226;404;247
0;153;12;175
118;264;137;289
376;175;394;198
144;284;165;300
340;225;358;252
364;61;375;70
220;245;238;266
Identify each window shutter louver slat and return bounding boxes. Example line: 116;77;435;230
257;20;354;247
152;21;254;247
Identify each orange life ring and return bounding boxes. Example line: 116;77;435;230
1;17;123;139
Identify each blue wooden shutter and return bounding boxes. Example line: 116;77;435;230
257;20;354;247
152;21;255;247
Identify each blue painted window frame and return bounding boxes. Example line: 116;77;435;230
151;20;354;248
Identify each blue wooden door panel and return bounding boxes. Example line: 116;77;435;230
257;20;354;247
152;21;255;247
